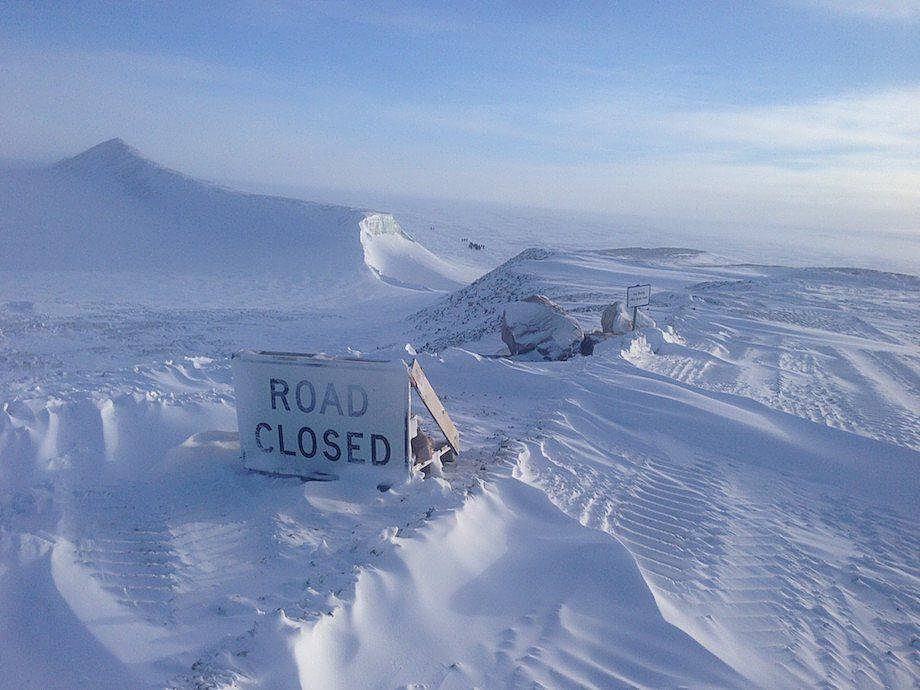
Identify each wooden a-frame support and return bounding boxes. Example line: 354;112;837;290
408;359;461;471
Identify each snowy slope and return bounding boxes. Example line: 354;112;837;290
1;304;916;687
414;247;920;451
359;213;469;291
0;139;467;294
1;180;919;688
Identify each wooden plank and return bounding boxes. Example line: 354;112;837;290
408;360;461;454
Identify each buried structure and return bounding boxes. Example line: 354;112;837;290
232;350;460;483
501;292;658;360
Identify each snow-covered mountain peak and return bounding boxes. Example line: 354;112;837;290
55;137;149;173
51;137;198;199
74;136;136;158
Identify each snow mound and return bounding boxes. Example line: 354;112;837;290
412;248;559;352
412;245;691;353
293;458;743;688
501;294;585;360
358;213;466;291
600;300;657;334
1;139;462;294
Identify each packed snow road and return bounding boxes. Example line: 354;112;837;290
1;245;918;688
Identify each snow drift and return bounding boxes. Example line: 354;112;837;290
0;139;464;293
1;225;918;686
358;213;467;291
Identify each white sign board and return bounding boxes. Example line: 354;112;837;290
626;284;651;308
232;350;409;481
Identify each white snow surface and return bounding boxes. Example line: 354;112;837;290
0;139;470;294
1;144;919;689
359;213;469;291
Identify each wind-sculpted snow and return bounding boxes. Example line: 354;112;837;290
1;228;919;686
293;452;743;688
414;247;920;451
0;360;486;687
510;338;920;687
358;213;469;291
0;140;463;293
649;269;920;450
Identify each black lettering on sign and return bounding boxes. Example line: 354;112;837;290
320;383;343;415
323;429;341;461
295;380;316;413
277;424;296;456
347;431;365;463
270;378;290;411
255;422;273;453
347;385;368;417
298;426;317;458
371;434;390;465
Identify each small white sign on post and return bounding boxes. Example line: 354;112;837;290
626;284;651;308
232;350;409;481
626;284;651;331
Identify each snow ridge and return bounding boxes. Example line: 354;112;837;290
2;140;463;294
358;213;467;291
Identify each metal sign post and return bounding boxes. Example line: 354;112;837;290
626;284;651;330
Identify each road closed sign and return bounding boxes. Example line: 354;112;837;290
232;350;409;481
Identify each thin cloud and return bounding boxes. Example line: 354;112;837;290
254;0;468;35
1;42;917;234
665;87;920;157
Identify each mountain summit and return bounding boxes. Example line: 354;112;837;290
53;138;195;195
62;137;138;161
55;138;147;174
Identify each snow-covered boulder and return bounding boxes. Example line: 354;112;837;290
601;301;656;334
501;295;585;361
601;301;632;334
635;309;656;329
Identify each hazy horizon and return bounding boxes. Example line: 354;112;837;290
2;1;918;244
2;133;915;275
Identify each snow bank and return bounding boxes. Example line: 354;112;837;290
358;213;467;291
0;362;465;687
600;300;656;333
293;460;742;688
0;139;463;294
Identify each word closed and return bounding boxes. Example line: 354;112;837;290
232;351;409;480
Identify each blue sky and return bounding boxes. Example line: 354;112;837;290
1;1;918;232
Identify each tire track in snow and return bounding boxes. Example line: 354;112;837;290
65;487;182;626
634;271;920;452
515;364;920;688
636;309;920;451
